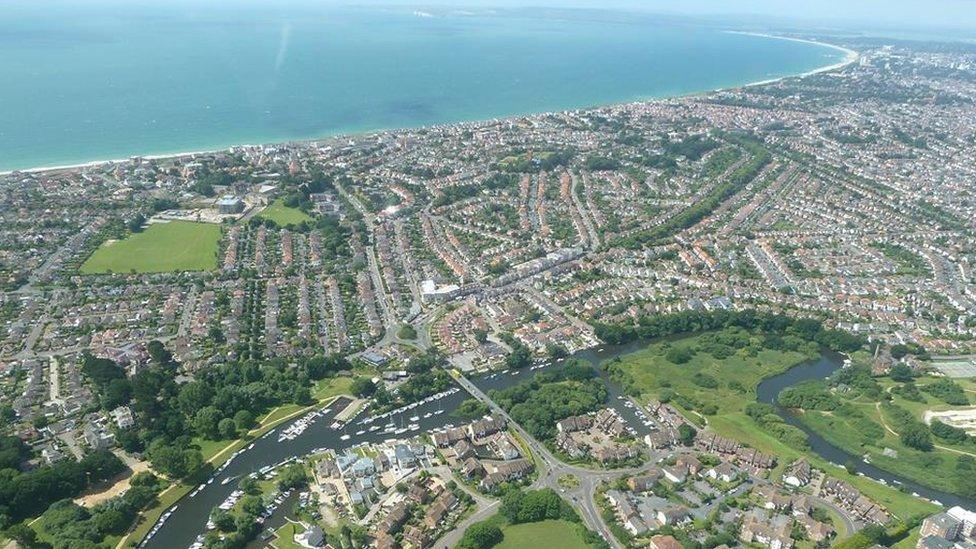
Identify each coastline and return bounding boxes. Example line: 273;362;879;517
726;31;860;87
0;33;857;178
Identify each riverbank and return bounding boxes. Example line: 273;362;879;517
117;380;352;549
597;331;940;521
782;374;976;507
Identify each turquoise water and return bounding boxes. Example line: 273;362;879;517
0;5;843;172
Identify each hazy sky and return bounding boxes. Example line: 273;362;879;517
396;0;976;31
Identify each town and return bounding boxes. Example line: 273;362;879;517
0;35;975;549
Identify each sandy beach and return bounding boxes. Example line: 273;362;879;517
726;31;860;87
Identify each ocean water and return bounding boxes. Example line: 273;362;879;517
0;4;843;172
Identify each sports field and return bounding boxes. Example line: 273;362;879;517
80;221;221;273
495;519;589;549
259;198;312;226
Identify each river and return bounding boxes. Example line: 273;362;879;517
756;352;972;509
145;342;968;548
143;341;661;549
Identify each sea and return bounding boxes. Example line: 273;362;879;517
0;4;845;173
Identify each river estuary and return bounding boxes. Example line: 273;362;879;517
144;342;970;548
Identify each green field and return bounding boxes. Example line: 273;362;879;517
80;221;221;273
259;198;312;226
495;519;590;549
607;332;813;415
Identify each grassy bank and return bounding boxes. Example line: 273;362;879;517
794;374;976;502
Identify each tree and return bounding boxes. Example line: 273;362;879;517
459;522;503;549
80;450;126;480
5;523;37;547
193;406;223;439
0;436;30;470
240;495;265;517
397;324;418;340
276;463;309;491
890;363;913;382
211;509;235;532
451;399;489;420
665;346;693;364
900;422;933;451
350;378;377;398
102;378;132;410
218;418;238;440
81;353;125;387
94;508;129;534
498;489;577;524
127;213;146;233
178;382;214;416
207;325;225;344
149;443;202;479
546;343;568;361
234;410;254;431
147;340;173;366
890;344;910;359
678;423;697;446
239;477;260;495
504;343;532;370
130;471;161;488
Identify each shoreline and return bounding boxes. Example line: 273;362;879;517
0;33;857;177
726;31;860;88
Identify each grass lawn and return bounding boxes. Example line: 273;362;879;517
558;474;581;490
891;527;921;549
314;377;353;401
273;522;305;549
259;198;312;226
193;437;238;462
495;519;591;549
80;221;221;273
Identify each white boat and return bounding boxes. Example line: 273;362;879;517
356;430;365;435
340;434;351;441
409;416;420;422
